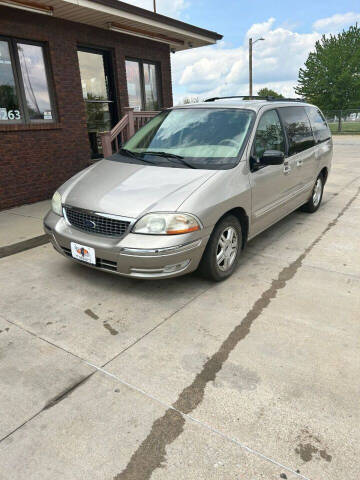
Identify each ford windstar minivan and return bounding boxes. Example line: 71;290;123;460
44;97;332;281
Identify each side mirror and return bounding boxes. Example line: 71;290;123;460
261;150;285;165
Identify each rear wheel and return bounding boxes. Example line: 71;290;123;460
301;173;324;213
199;215;242;281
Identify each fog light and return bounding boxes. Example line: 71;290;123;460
163;259;190;273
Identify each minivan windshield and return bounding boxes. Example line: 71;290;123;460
110;108;254;170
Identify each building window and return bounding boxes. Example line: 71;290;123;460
0;37;55;124
125;59;161;111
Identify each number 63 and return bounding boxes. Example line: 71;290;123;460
8;110;21;120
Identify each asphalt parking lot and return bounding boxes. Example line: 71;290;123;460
0;136;359;480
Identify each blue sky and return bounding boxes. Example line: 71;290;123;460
182;0;360;38
128;1;360;102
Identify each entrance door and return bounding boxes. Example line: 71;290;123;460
77;48;117;158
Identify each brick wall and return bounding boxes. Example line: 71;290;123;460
0;6;173;210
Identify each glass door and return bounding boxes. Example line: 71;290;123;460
77;48;117;158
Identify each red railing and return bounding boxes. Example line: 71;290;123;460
100;107;159;157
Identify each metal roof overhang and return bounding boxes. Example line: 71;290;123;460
1;0;222;51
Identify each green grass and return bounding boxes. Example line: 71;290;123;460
329;122;360;134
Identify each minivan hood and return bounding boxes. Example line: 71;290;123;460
62;159;217;218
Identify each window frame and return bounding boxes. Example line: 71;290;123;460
0;35;57;125
251;108;288;161
125;57;162;111
305;106;331;144
277;105;316;156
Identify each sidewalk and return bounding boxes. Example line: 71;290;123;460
0;200;51;258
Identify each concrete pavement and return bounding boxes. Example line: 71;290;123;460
0;200;50;258
0;136;359;480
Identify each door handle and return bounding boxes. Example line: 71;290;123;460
297;159;303;167
283;161;291;174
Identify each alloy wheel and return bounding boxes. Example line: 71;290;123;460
312;177;323;207
216;226;238;272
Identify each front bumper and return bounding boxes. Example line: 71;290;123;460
44;211;210;279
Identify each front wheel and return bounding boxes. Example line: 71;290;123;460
301;173;324;213
198;215;242;282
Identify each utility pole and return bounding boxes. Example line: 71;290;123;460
153;0;156;13
249;38;253;98
249;37;265;98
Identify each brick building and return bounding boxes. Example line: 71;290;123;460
0;0;221;209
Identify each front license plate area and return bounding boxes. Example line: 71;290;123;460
71;242;96;264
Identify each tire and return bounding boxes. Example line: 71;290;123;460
301;173;324;213
198;215;242;282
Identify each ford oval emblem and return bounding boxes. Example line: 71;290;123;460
85;219;96;229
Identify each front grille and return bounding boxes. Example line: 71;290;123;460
64;206;130;237
62;247;118;272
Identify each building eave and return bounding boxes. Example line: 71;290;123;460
0;0;223;51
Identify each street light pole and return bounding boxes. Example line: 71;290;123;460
249;37;265;98
153;0;156;12
249;38;253;97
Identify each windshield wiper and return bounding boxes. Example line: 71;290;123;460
119;148;139;158
142;151;196;169
144;151;184;159
119;148;157;165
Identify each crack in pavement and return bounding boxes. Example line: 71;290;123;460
0;373;97;445
114;186;360;480
256;253;360;282
43;375;94;411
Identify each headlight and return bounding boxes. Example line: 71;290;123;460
132;213;201;235
51;191;63;216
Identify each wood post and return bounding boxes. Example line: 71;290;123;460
99;131;112;158
124;107;135;138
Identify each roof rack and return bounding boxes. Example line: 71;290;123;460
204;95;304;103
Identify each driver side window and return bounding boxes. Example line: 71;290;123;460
254;109;285;158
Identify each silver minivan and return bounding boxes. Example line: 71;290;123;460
44;97;332;281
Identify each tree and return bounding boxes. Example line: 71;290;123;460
181;96;200;104
257;88;284;99
295;25;360;111
0;85;18;111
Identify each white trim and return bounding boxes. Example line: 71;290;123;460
108;23;184;47
62;0;217;45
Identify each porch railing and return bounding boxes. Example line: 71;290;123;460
100;107;159;157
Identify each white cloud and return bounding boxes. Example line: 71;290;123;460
123;0;188;18
313;12;360;33
172;18;320;103
245;17;276;39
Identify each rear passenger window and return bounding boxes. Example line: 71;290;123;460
306;107;331;143
279;107;315;155
253;109;285;158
